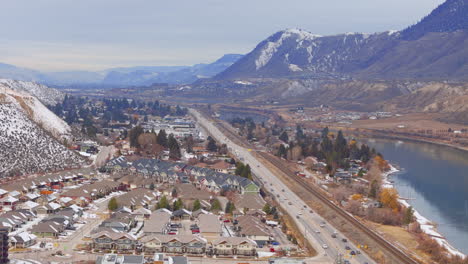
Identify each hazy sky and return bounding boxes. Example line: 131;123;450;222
0;0;445;72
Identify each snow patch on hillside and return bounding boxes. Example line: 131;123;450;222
0;79;64;105
255;28;320;70
289;64;303;72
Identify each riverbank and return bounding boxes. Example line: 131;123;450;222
382;164;465;258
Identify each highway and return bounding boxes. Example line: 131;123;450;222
191;109;376;264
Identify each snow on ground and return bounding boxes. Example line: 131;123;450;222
288;64;303;72
384;164;465;257
0;79;64;105
9;215;46;237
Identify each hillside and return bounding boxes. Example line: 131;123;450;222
215;0;467;81
0;82;82;176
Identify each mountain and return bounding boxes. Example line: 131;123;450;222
0;63;43;82
0;79;64;106
216;0;468;81
0;54;243;88
0;80;83;176
102;54;243;86
401;0;468;40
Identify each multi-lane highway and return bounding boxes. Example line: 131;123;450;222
191;109;376;264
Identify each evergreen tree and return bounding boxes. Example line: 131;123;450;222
277;144;287;158
168;134;181;159
206;136;218;152
193;199;201;211
157;196;170;209
157;129;168;147
173;198;184;210
263;203;271;214
279;131;289;143
129;126;144;148
225;201;236;214
235;162;245;176
211;199;222;211
185;135;194;153
108;197;118;211
404;206;414;225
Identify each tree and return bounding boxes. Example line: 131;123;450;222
108;197;118;211
157;129;168;147
129;126;144;148
185;135;194;153
235;162;245;176
211;199;222;211
206;136;218;152
149;183;155;190
380;188;400;212
369;179;380;199
241;164;252;180
168;134;181;159
193;199;201;211
157;196;170;209
277;144;287;158
403;206;414;225
296;125;304;140
171;188;178;198
279;131;289;143
173;198;184;210
263;203;271;214
225;201;236;214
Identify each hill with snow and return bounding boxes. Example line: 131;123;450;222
216;0;468;81
0;82;82;176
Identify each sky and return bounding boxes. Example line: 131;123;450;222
0;0;445;72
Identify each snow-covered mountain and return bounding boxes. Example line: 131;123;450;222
216;0;468;81
0;79;64;106
0;81;82;176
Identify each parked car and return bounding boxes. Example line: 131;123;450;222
345;246;351;250
271;242;280;246
342;238;348;242
322;244;328;249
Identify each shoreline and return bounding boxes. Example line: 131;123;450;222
382;165;466;258
355;131;468;154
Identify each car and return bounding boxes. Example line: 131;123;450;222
309;210;313;213
288;202;293;205
223;219;230;223
276;194;280;198
320;224;325;228
296;215;300;219
168;231;177;235
281;189;285;192
315;230;320;233
322;244;328;249
342;238;348;243
271;241;280;246
356;250;361;255
331;234;337;238
345;246;351;250
350;251;356;255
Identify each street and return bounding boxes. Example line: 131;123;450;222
191;109;376;264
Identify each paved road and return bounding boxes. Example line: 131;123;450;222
11;192;122;263
191;109;376;264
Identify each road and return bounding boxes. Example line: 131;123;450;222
191;109;376;264
11;192;121;263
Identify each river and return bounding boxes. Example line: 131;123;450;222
363;138;468;254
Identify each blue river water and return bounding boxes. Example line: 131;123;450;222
363;138;468;254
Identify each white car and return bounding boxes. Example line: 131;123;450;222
315;230;320;233
322;244;328;249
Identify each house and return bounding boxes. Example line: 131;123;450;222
92;231;138;252
96;254;144;264
10;232;37;248
0;196;19;211
236;215;272;246
143;211;171;235
31;221;66;238
172;209;192;220
212;237;257;256
132;207;152;221
197;214;221;242
140;235;207;254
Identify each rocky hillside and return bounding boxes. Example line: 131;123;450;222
0;81;82;176
216;0;467;81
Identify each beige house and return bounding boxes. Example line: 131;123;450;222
198;214;222;242
212;237;257;256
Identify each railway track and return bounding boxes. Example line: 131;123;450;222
257;152;420;264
